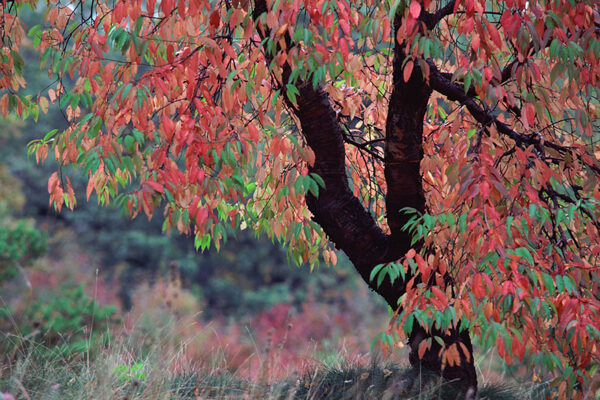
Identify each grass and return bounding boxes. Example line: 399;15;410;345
0;329;550;400
0;270;555;400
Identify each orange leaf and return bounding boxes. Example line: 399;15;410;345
416;254;429;279
86;177;95;201
304;146;316;167
39;96;49;113
48;88;57;103
458;342;471;362
444;343;461;367
483;302;493;319
330;250;337;265
274;23;288;37
48;171;59;194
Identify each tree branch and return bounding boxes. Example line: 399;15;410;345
385;27;430;244
420;0;456;30
252;0;407;307
428;62;536;146
428;62;600;176
342;133;384;161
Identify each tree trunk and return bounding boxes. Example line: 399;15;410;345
252;0;478;394
384;42;478;391
294;79;477;393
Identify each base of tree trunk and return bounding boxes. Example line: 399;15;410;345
408;324;477;398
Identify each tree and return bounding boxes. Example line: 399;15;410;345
2;0;599;396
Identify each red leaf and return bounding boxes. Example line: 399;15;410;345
431;286;448;308
146;180;164;193
161;0;173;15
195;207;208;226
462;17;474;34
486;20;502;47
147;0;156;14
339;37;349;59
471;33;480;51
339;18;351;36
472;273;485;299
178;0;186;17
418;339;430;359
480;180;490;199
523;103;535;128
247;123;259;141
382;18;391;41
403;60;414;83
210;10;220;29
409;1;421;19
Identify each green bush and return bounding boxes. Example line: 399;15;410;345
0;221;47;281
1;284;120;357
0;163;47;282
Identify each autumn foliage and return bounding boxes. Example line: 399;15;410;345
2;0;600;397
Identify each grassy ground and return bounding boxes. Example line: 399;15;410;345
0;256;554;400
0;329;550;400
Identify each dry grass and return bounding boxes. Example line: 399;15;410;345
0;312;547;400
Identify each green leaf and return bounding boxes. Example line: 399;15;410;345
132;129;144;145
464;74;472;94
121;84;133;100
515;247;534;265
285;83;299;105
310;172;325;188
459;213;467;232
370;264;385;283
124;136;135;153
541;272;554;292
307;178;319;197
377;268;386;288
555;274;565;293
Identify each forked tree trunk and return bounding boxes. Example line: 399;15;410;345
295;82;477;395
252;0;477;394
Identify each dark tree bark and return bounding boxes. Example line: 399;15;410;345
253;0;477;395
386;33;476;391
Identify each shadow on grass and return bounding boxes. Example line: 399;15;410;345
169;363;548;400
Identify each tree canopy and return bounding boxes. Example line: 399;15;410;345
2;0;599;397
